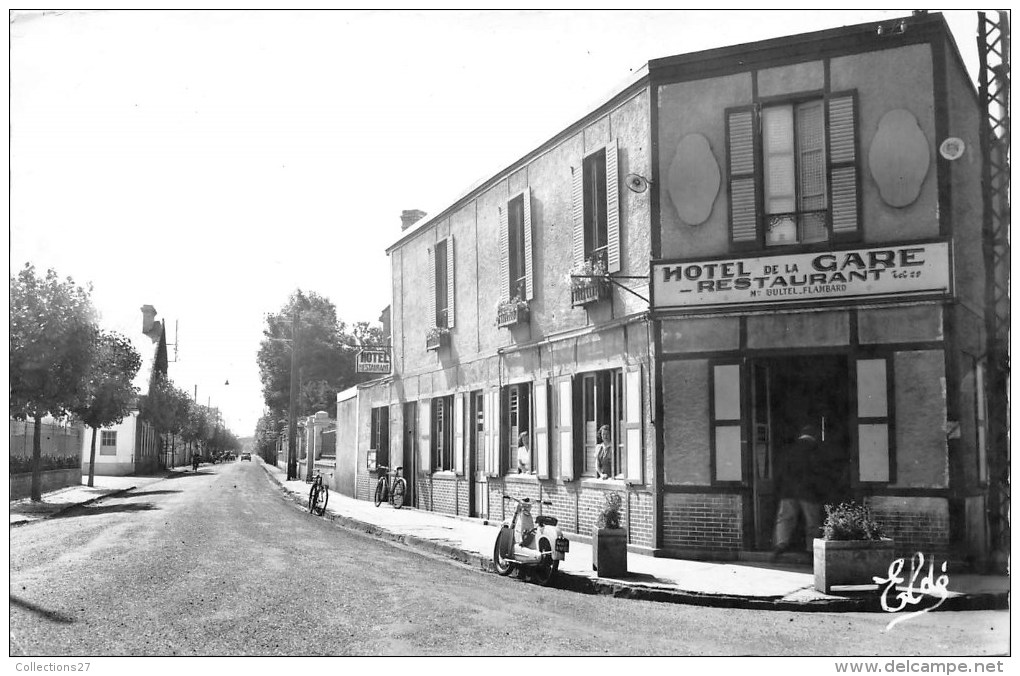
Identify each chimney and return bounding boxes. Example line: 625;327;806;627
140;305;162;343
378;305;391;343
400;209;426;231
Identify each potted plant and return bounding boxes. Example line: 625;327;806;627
813;501;895;594
569;257;610;306
425;326;450;351
592;491;627;577
495;295;530;328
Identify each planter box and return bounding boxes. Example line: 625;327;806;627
425;331;450;351
814;538;896;594
592;527;628;577
571;280;610;307
496;305;529;328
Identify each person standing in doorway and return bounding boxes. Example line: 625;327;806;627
772;423;825;558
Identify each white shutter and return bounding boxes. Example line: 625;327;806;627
605;139;621;273
727;108;758;244
498;203;510;302
828;93;859;237
419;399;431;475
485;390;497;477
534;379;549;479
427;246;436;329
624;366;643;483
571;165;584;267
557;377;574;481
446;235;455;329
523;186;534;300
454;393;465;476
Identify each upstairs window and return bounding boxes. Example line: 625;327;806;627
727;92;859;249
572;140;621;273
499;188;534;304
428;236;455;330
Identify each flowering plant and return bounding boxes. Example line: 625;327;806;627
596;491;623;529
568;257;608;290
823;501;886;541
496;295;529;315
425;326;450;342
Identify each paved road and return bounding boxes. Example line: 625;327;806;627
9;462;1009;656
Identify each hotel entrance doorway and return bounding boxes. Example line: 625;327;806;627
751;354;852;550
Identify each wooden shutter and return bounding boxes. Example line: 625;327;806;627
418;399;431;475
571;164;584;267
624;365;643;483
828;92;859;238
498;203;510;303
605;139;621;273
534;379;549;479
427;246;436;329
727;107;759;245
499;387;511;476
712;362;743;482
454;393;465;476
555;376;575;481
523;186;534;300
446;235;455;329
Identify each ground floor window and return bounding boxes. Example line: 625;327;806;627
431;395;454;472
100;430;117;456
370;406;389;469
502;382;532;474
580;369;624;478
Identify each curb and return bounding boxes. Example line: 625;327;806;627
10;485;138;528
258;464;1009;613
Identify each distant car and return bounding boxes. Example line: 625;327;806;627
241;452;252;461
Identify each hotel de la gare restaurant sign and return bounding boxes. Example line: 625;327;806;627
652;241;952;313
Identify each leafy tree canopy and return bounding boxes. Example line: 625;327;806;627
72;330;142;430
257;290;386;422
10;263;98;420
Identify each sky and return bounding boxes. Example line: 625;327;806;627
9;9;986;436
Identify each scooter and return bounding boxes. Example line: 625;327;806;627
492;494;569;585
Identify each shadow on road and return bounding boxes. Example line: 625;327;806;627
10;595;75;624
118;489;182;497
53;503;159;518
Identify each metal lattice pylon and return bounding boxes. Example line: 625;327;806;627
978;10;1010;566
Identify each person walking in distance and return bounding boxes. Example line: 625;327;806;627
772;423;825;558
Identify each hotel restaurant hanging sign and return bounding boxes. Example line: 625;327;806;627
652;242;951;312
356;348;391;374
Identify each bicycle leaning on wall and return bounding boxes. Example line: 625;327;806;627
374;465;406;509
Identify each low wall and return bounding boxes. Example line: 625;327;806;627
10;468;83;500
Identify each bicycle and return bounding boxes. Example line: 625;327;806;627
374;465;406;509
308;473;329;516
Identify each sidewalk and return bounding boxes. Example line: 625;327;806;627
9;472;174;526
259;460;1009;613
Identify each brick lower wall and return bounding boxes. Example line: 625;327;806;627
866;496;951;559
663;492;743;551
627;491;654;548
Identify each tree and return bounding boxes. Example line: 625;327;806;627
181;403;210;460
257;290;387;422
140;375;192;467
71;331;142;487
10;264;98;501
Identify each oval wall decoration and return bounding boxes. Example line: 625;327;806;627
667;132;720;226
868;109;930;208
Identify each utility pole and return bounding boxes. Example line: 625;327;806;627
287;305;300;480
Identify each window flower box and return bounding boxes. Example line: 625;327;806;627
569;257;610;307
496;296;530;328
425;327;450;351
